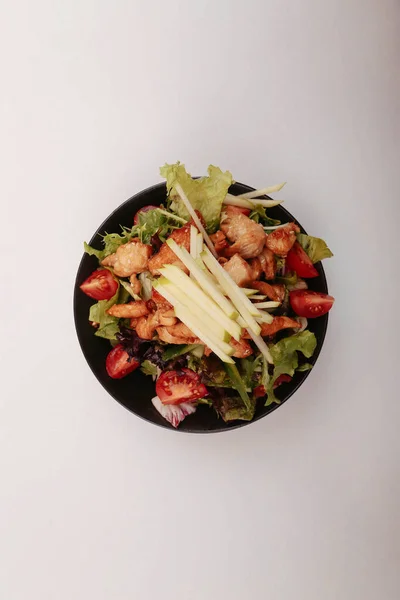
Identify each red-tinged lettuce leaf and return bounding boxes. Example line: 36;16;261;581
151;395;197;428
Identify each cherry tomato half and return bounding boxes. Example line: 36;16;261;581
156;368;208;405
134;205;159;225
253;375;292;399
80;269;118;301
273;374;292;388
286;242;319;278
290;290;335;318
105;344;139;379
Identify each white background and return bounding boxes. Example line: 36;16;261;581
1;1;399;599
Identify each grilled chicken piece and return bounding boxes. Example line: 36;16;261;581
158;310;177;327
248;257;263;281
259;316;301;337
136;313;161;340
221;206;266;258
157;326;198;345
147;223;191;275
151;289;173;311
243;316;300;339
107;300;149;318
210;230;228;254
223;254;254;287
250;281;285;303
257;247;276;280
230;337;253;358
265;223;300;257
102;239;153;277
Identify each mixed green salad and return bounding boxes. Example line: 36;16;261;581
80;162;334;427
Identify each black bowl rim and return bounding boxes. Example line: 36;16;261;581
74;181;329;433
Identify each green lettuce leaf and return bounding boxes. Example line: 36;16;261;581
223;363;252;411
265;331;317;405
276;271;298;287
214;394;256;422
249;204;281;227
297;234;333;263
239;355;262;390
160;162;233;232
140;360;158;378
161;344;202;362
88;285;125;340
84;227;137;262
296;363;313;372
83;242;105;261
133;209;177;244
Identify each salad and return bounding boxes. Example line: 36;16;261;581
80;162;334;428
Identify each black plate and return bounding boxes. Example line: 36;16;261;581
74;182;329;433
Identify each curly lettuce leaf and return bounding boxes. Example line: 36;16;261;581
88;285;127;340
133;209;177;244
83;242;105;261
297;234;333;263
84;226;137;262
160;162;232;232
265;330;317;405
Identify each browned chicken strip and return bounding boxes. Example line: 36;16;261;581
250;281;286;303
265;223;300;257
136;313;161;340
221;206;266;258
230;337;253;358
107;300;149;318
157;326;198;345
243;316;300;339
102;239;153;277
147;223;191;275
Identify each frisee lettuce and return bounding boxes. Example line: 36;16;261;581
84;227;136;262
297;234;333;263
160;162;232;232
265;330;317;405
133;208;177;244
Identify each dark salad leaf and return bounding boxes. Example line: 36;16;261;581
249;204;281;227
116;327;149;361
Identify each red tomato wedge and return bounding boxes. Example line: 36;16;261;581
156;368;208;405
273;374;292;388
253;375;292;399
105;345;139;379
290;290;334;318
253;385;266;399
286;242;319;278
80;269;118;301
134;205;159;225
